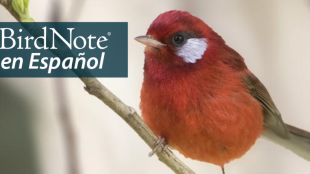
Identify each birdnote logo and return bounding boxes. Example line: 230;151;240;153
0;22;128;77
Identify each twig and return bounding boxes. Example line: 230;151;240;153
83;78;195;174
0;1;196;174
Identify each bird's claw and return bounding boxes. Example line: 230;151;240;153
148;136;168;157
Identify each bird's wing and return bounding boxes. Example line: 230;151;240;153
242;73;289;138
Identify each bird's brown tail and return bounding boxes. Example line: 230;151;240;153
262;124;310;161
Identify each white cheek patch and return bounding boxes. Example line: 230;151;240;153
176;38;208;63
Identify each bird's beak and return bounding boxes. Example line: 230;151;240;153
135;35;166;48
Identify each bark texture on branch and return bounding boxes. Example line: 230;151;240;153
0;1;195;173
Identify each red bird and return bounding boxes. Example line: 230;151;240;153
135;10;310;173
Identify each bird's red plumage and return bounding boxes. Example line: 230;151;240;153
140;10;264;166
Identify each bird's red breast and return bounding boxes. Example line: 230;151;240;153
139;10;264;166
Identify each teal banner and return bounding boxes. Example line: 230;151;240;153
0;22;128;77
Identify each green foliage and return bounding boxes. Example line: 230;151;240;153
12;0;34;22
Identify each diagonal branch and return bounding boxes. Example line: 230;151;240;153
0;1;195;174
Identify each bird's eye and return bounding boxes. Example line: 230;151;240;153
173;34;185;45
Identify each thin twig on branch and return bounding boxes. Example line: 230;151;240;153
0;1;195;174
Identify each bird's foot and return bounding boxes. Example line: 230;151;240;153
148;136;168;157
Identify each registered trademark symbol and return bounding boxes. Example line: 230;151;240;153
107;32;111;36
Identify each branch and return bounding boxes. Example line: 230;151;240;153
0;1;195;174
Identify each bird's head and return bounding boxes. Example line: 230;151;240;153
135;10;226;80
